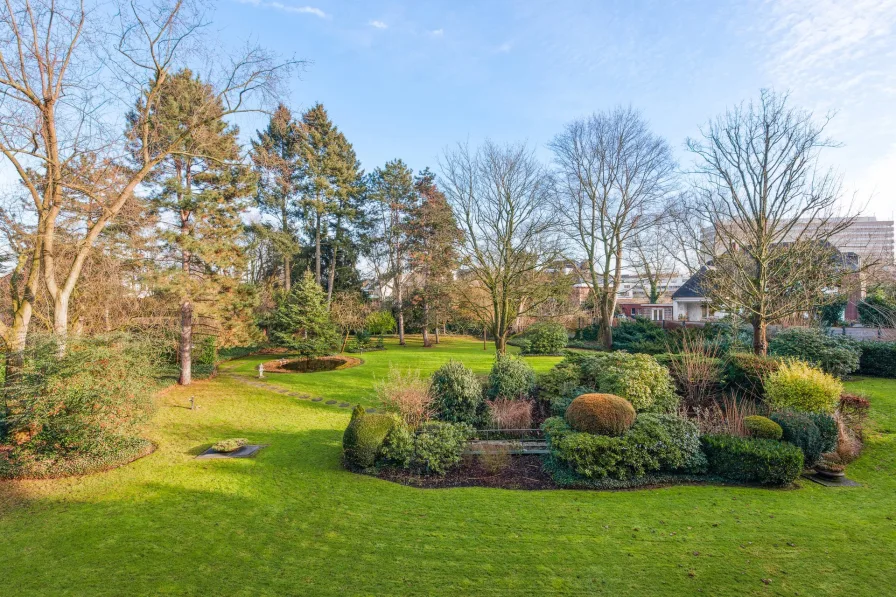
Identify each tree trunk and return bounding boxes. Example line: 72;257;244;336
598;292;614;350
434;314;440;344
314;211;322;286
341;330;350;353
495;333;507;354
422;299;431;347
283;253;291;293
180;300;193;385
396;279;405;345
327;244;337;307
751;317;768;356
52;291;70;355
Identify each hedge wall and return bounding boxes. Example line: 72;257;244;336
858;342;896;378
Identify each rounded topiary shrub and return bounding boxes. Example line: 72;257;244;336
342;406;397;469
565;393;636;436
584;352;678;413
764;360;842;414
486;355;536;401
521;322;568;354
743;415;783;440
770;410;824;467
430;361;483;425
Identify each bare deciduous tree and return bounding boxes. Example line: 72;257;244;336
550;107;675;348
687;90;863;355
627;217;679;303
440;140;563;353
0;0;294;365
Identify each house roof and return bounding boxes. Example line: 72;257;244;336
671;266;709;299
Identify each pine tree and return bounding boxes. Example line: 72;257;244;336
366;159;416;345
250;104;303;292
271;271;339;359
297;104;363;298
143;69;254;385
407;169;461;346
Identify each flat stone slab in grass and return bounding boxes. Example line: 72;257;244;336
802;473;860;487
196;445;267;459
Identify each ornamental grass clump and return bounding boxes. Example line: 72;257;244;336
565;393;636;436
764;360;842;414
375;366;434;429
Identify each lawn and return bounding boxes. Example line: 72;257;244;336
1;337;894;596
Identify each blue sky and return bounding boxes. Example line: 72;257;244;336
222;0;894;217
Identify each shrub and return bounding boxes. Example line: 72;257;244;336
584;352;678;413
701;434;803;485
379;422;414;468
838;393;870;435
212;438;249;453
477;442;511;474
665;335;726;408
611;317;669;354
430;361;483;425
1;333;161;479
536;364;591;416
486;355;536;401
809;412;838;454
413;421;472;475
857;292;896;327
518;322;568;354
725;352;781;400
365;310;397;335
342;406;397;469
857;342;896;378
565;393;636;436
743;416;782;440
543;414;705;480
486;399;533;429
375;367;433;429
769;328;860;378
764;360;842;414
770;410;824;466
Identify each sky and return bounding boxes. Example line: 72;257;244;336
215;0;896;220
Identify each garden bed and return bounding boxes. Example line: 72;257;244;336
262;355;363;373
374;454;555;490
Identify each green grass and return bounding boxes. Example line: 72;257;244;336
1;337;894;596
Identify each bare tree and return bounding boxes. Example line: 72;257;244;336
440;140;563;353
0;0;294;363
628;217;679;303
687;90;863;354
550;107;675;348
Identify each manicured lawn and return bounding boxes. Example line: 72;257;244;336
1;337;894;596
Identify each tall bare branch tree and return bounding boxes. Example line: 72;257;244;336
627;218;679;303
440;140;562;353
550;107;675;348
687;90;864;354
0;0;294;365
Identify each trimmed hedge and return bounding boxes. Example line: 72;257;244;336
764;360;842;414
857;342;896;378
342;406;397;469
565;393;636;436
744;415;783;440
544;414;705;480
770;410;824;467
701;434;804;485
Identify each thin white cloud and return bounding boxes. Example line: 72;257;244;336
369;20;388;29
237;0;327;19
496;42;512;53
430;28;444;37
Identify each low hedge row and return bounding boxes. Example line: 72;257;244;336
857;342;896;378
701;434;803;486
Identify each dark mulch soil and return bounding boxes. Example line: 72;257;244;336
374;455;557;490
